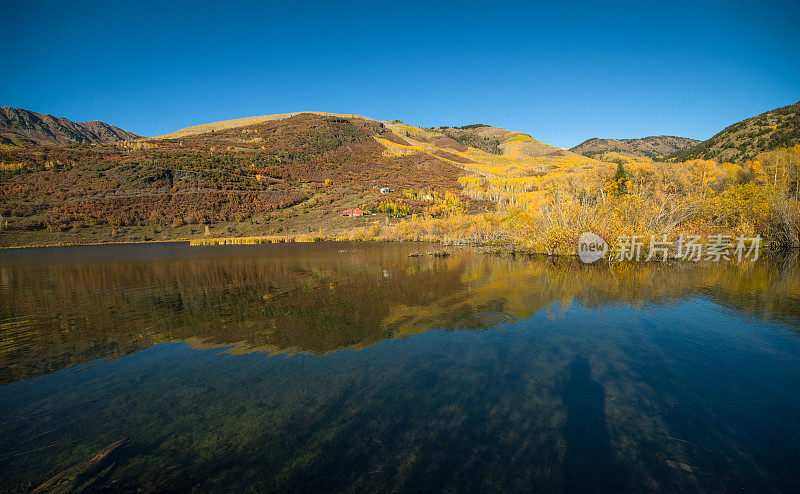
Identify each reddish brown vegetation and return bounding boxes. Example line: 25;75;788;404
0;114;473;238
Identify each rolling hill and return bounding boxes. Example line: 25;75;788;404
671;100;800;163
0;107;142;148
159;111;375;139
570;136;700;159
0;111;603;246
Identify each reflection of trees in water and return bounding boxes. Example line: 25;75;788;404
1;245;798;384
0;244;471;383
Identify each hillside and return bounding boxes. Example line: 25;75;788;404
159;111;375;139
1;108;798;250
672;100;800;163
0;107;142;148
570;136;700;159
0;112;604;247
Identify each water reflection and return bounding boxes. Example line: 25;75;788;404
2;244;798;385
0;243;798;492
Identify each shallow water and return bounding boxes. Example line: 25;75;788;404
0;242;798;492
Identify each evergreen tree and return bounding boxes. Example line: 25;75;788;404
614;162;629;194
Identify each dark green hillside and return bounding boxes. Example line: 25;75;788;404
672;101;800;163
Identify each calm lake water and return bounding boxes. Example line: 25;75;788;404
1;242;799;492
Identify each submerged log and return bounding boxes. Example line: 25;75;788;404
32;438;130;493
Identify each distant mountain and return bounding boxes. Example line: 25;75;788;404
570;136;700;159
672;101;800;163
0;107;142;147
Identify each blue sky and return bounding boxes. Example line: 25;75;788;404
3;0;799;148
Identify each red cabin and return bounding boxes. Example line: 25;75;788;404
341;208;365;217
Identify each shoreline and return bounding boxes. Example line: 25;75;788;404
1;234;792;262
0;238;192;250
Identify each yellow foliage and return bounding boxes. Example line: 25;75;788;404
0;162;27;172
398;145;800;252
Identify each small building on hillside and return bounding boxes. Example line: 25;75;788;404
341;208;365;217
380;187;394;194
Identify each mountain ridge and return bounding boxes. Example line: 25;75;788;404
0;107;142;147
570;135;701;159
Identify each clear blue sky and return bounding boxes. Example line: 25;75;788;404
3;0;799;148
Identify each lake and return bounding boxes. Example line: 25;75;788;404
1;242;799;492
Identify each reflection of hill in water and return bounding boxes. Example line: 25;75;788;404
1;244;798;384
